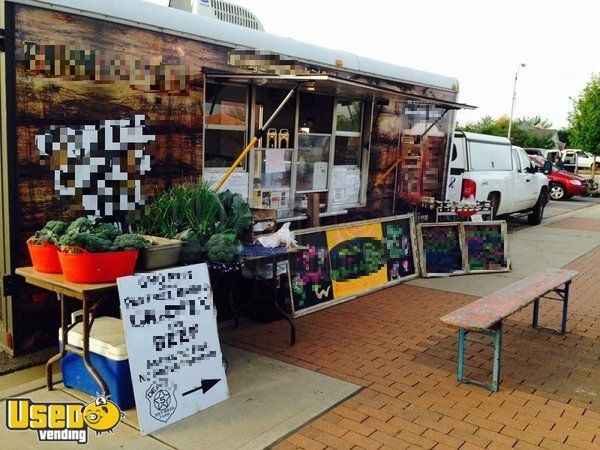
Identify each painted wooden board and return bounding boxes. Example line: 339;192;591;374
463;221;510;273
417;221;510;277
288;215;418;317
417;223;466;277
440;268;579;331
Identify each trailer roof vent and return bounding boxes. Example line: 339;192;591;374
169;0;265;31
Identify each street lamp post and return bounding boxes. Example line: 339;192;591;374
507;63;526;140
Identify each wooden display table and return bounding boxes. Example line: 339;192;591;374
15;267;118;395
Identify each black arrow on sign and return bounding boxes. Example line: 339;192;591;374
182;379;221;396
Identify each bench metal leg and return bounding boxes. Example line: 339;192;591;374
531;281;571;335
492;326;502;392
561;281;570;335
457;328;466;383
456;324;502;392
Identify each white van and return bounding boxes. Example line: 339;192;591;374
446;132;549;224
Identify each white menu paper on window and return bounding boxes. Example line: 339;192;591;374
312;162;328;190
204;171;249;200
265;149;285;173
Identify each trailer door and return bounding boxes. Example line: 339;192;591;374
0;0;13;355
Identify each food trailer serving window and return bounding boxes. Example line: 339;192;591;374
204;83;249;168
331;100;364;206
334;100;363;167
251;87;296;210
296;93;334;193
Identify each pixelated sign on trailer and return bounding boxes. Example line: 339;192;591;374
117;264;229;435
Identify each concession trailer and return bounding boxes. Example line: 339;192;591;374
0;0;473;355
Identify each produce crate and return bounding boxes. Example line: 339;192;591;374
137;235;182;270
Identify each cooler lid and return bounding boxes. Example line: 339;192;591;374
59;317;128;361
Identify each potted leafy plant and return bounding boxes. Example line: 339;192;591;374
27;220;69;273
135;182;225;264
134;182;253;268
57;217;147;283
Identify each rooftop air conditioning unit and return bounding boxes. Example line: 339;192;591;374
169;0;265;31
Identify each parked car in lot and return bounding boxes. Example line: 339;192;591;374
529;155;589;200
544;149;599;173
447;132;549;224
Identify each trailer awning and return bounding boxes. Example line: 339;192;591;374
205;72;476;110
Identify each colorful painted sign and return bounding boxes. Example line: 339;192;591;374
418;224;464;276
417;221;510;277
289;215;418;317
463;222;509;272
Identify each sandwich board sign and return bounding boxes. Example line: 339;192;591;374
117;264;229;435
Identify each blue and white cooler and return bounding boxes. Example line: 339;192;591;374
60;316;135;410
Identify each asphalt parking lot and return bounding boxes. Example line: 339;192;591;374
507;195;599;231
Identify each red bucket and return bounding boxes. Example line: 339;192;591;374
58;248;139;283
27;239;62;273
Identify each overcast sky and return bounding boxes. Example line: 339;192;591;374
146;0;597;129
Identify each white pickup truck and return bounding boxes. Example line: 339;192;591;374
446;132;550;225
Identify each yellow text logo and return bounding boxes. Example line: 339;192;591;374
6;396;123;444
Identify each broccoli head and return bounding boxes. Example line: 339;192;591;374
33;220;69;244
206;232;240;263
113;234;148;251
58;233;114;253
92;223;121;242
66;217;95;235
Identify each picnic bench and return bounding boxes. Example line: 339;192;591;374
440;268;578;391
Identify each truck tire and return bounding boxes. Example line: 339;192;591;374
549;182;566;201
528;191;546;225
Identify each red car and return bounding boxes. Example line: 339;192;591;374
529;155;589;200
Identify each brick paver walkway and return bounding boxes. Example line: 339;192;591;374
223;246;600;449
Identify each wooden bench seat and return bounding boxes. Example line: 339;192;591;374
440;268;578;391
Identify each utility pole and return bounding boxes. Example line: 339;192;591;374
508;63;526;140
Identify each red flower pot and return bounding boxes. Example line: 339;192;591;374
27;239;62;273
58;248;139;283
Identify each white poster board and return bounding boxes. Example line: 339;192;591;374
204;171;249;200
331;167;360;205
265;149;286;173
312;162;328;190
117;264;229;435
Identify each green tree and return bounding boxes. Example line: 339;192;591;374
517;116;553;128
568;75;600;174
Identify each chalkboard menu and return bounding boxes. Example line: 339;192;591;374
288;215;418;317
418;224;465;276
417;221;510;277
